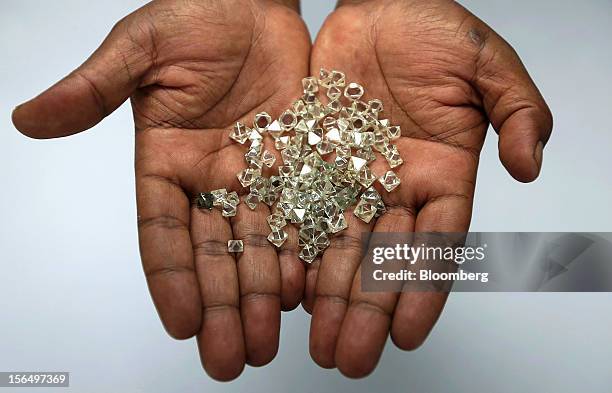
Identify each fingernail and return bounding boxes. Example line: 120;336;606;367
533;141;544;173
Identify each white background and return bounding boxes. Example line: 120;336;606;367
1;1;611;392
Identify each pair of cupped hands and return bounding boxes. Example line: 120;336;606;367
12;0;552;381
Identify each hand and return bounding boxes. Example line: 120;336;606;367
12;0;310;381
302;0;552;377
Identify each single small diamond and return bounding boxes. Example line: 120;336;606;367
344;82;364;101
267;229;288;248
387;125;401;140
261;150;276;167
237;168;258;187
299;244;318;263
354;199;377;223
368;99;383;114
226;191;240;206
195;192;214;210
245;193;260;210
230;122;249;144
280;110;297;130
267;120;283;139
379;170;401;192
327;85;342;100
302;77;319;94
267;213;287;230
222;201;237;217
254;112;272;132
211;189;228;207
329;213;348;233
330;70;346;87
228;240;244;253
357;166;376;188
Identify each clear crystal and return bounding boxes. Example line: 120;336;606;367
354;199;377;223
230;122;249;144
357;166;376;188
261;150;276;168
211;189;228;206
228;240;244;253
387;125;401;140
330;70;346;87
299;245;318;263
267;229;288;248
329;213;348;233
222;201;237;217
344;82;364;101
379;170;401;192
245;193;259;210
254;112;272;132
237;168;258;187
267;120;283;139
280;110;297;130
302;77;319;94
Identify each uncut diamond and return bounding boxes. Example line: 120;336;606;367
222;201;237;217
227;240;244;253
254;112;272;132
357;166;377;188
329;213;348;233
385;146;404;168
245;193;260;210
327;85;342;100
308;129;323;146
302;77;319;94
267;213;287;230
211;188;228;206
280;110;297;130
261;150;276;168
290;208;306;223
379;170;401;192
275;135;291;150
330;70;346;87
344;82;364;101
316;140;335;155
230;122;249;144
354;199;377;223
227;191;240;206
327;99;342;113
349;156;368;172
325;128;341;144
368;99;383;114
267;229;288;248
361;186;381;204
237;168;257;187
195;192;214;210
267;120;283;139
387;125;401;140
299;245;318;263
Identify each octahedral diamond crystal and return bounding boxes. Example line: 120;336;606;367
354;199;377;223
228;240;244;253
267;229;288;248
379;170;401;192
195;192;214;210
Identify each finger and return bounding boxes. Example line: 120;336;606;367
191;206;245;381
301;258;320;314
278;222;305;310
390;193;472;351
309;208;374;369
469;22;553;182
12;14;152;139
231;201;281;367
334;207;415;378
136;174;201;340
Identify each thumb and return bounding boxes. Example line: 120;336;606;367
12;16;153;139
471;26;553;183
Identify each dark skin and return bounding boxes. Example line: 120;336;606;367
302;0;552;378
12;0;551;381
12;0;310;381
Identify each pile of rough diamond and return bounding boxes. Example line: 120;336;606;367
201;69;403;263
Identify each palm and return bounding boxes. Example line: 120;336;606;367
132;0;311;381
13;0;310;381
304;0;552;378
